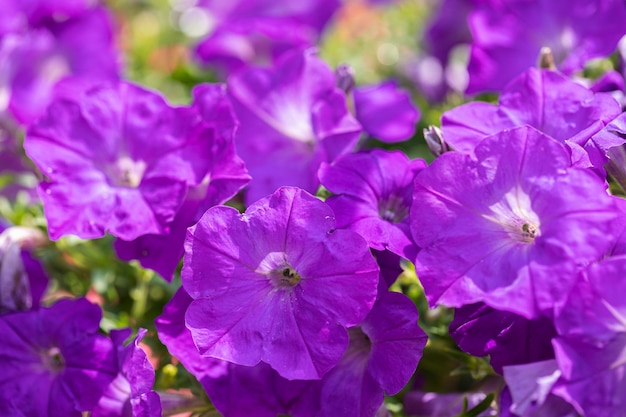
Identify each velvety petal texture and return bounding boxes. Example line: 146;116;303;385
114;83;250;280
320;149;426;259
411;126;619;318
228;49;362;204
182;186;379;380
25;80;219;241
466;0;626;93
0;298;117;417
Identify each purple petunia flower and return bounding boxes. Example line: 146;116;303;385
25;80;222;241
92;328;161;417
156;287;321;417
335;66;420;144
192;0;340;74
466;0;626;93
113;83;250;280
0;297;117;416
319;149;426;260
182;186;379;380
0;3;119;125
411;125;619;318
228;49;362;204
352;81;420;143
317;290;427;417
450;303;556;374
441;67;623;169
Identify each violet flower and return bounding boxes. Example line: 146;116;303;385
411;126;619;318
182;186;379;380
335;66;419;143
228;49;362;204
319;149;426;260
0;298;117;416
0;4;119;125
450;303;557;374
466;0;626;93
156;288;321;417
441;67;623;170
193;0;340;74
317;291;427;417
92;328;161;417
114;83;250;280
25;80;218;241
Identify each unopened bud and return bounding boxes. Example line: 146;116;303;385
423;125;450;157
538;47;556;70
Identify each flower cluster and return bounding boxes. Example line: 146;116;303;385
3;0;626;416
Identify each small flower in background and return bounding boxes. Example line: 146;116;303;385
0;1;120;125
335;64;420;143
466;0;626;93
319;149;426;260
0;298;117;417
176;0;340;75
228;49;362;204
182;186;379;380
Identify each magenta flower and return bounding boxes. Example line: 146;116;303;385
450;303;556;374
442;68;622;168
183;186;379;380
0;4;119;125
352;81;420;143
411;126;619;318
466;0;626;93
228;49;362;204
157;288;321;417
317;291;427;417
319;149;426;259
194;0;340;74
25;80;219;241
92;328;161;417
0;298;116;416
114;83;250;280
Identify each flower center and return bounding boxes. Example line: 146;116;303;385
107;156;146;188
41;347;65;373
486;188;541;244
271;265;301;288
378;195;409;224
